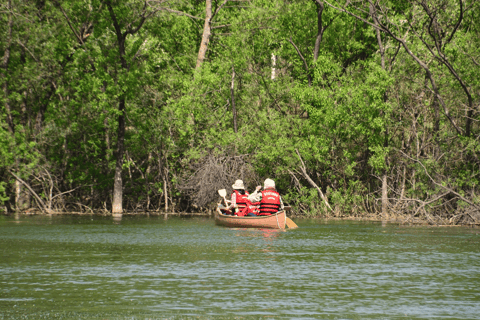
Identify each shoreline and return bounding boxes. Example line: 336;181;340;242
2;210;479;227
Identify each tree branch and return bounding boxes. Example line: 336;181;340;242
445;0;463;46
9;171;50;213
397;149;479;208
52;0;85;45
212;0;229;22
288;37;312;86
295;149;334;213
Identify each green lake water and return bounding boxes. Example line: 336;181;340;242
0;214;479;319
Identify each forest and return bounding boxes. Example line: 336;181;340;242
1;0;479;224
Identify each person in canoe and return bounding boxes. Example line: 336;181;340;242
225;180;251;216
237;185;262;217
247;178;284;216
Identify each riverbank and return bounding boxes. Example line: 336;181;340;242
2;209;479;227
1;209;212;217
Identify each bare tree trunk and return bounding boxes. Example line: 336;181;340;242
313;0;324;62
381;174;389;219
196;0;212;69
370;1;389;219
107;0;152;214
112;98;125;214
15;180;22;210
400;166;406;200
163;170;168;212
195;0;229;70
107;1;128;214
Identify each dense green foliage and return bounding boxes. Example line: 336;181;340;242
1;0;479;223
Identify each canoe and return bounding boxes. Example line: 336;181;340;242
215;206;286;229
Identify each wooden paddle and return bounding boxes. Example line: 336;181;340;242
282;204;297;228
218;189;229;207
286;217;298;229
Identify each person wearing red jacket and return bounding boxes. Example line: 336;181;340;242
226;180;250;216
239;185;262;217
246;178;284;216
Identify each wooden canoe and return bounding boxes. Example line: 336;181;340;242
215;206;287;229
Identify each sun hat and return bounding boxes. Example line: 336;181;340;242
264;178;275;189
232;180;245;190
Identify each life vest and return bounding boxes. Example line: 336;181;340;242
232;190;250;211
259;189;281;215
239;203;259;217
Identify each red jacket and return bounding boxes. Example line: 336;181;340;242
258;189;281;215
232;190;249;210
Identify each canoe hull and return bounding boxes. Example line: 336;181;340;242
215;207;286;229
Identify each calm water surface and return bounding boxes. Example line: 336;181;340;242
0;214;479;319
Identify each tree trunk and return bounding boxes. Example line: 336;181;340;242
107;0;130;214
112;98;125;214
400;166;406;200
146;152;152;210
15;179;23;210
381;173;388;219
163;170;168;212
370;2;389;219
196;0;212;69
313;0;324;62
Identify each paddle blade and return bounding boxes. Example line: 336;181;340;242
286;217;298;229
218;189;229;206
218;189;227;198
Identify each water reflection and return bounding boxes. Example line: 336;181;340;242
112;213;122;224
258;228;284;239
233;228;284;239
228;228;284;254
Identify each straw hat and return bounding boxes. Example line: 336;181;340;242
232;180;245;190
264;178;275;189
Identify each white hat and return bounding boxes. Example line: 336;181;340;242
232;180;245;190
264;178;275;189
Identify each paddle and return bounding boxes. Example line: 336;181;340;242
285;217;298;229
282;204;298;228
218;189;229;207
